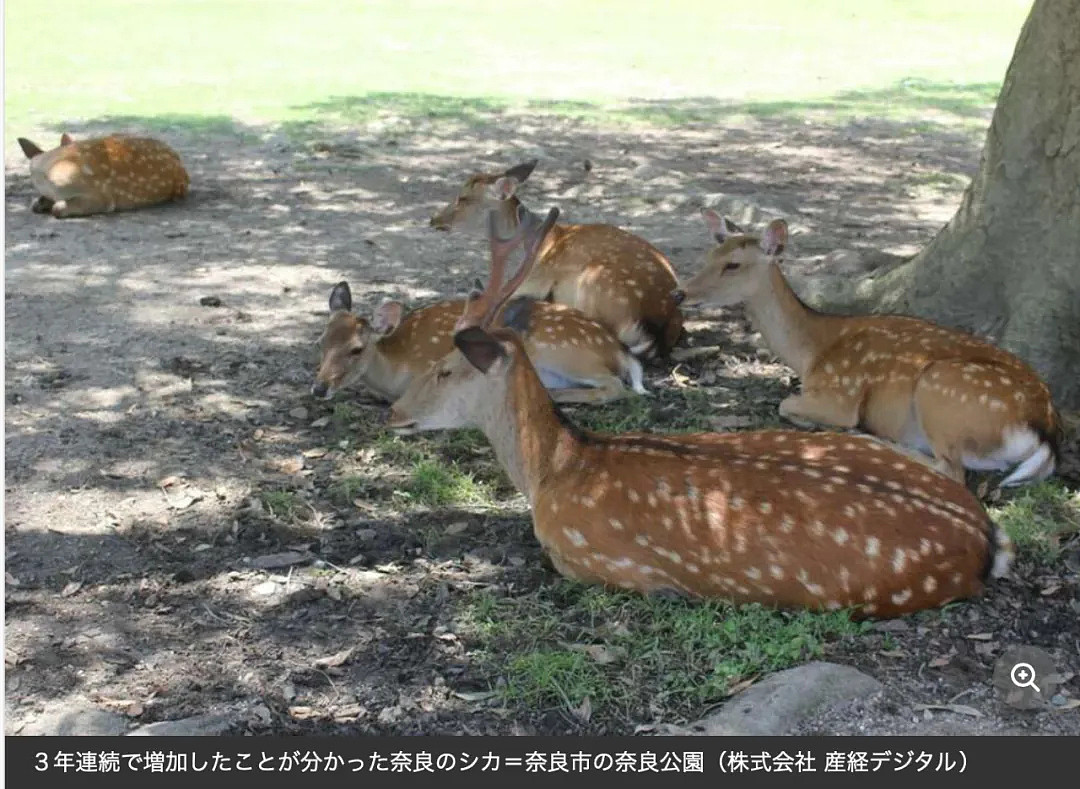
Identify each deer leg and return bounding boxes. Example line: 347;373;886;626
778;391;859;430
51;196;104;218
31;196;55;214
549;377;627;405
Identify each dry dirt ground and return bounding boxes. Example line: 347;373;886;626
5;106;1079;736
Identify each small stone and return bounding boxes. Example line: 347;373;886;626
289;407;308;420
199;296;223;307
252;581;280;597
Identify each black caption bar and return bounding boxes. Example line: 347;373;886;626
5;735;1068;787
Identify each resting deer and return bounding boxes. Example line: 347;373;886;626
388;204;1013;620
673;210;1063;488
17;133;189;218
312;277;646;405
429;159;684;359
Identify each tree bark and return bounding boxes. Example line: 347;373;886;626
812;0;1080;409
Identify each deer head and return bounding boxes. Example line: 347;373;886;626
311;281;405;399
674;209;789;309
390;204;559;432
429;159;538;231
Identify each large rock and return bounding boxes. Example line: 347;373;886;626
664;661;884;736
15;700;130;736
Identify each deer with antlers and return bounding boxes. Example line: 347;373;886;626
429;159;684;359
387;204;1013;619
673;210;1063;488
17;133;189;218
311;271;646;405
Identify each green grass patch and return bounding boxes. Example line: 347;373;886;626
402;458;493;508
261;489;301;518
457;584;868;717
990;482;1080;563
5;0;1030;142
570;389;716;434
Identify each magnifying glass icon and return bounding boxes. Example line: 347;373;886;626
1010;662;1041;693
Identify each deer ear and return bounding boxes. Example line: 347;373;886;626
60;133;74;146
503;159;537;183
17;138;43;159
329;281;353;312
701;208;741;242
498;296;535;334
454;327;507;373
760;219;788;256
372;300;404;334
491;176;518;201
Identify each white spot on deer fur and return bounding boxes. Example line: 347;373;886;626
779;514;796;533
730;495;744;511
891;588;913;605
686;563;700;574
563;528;587;547
769;564;785;580
892;549;908;574
661;516;674;530
833;528;850;545
608;518;624;531
758;501;772;515
744;566;762;580
628;489;640;503
923;576;938;594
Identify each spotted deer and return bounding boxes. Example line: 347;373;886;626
17;133;189;218
673;210;1063;488
429;159;684;358
312;278;646;405
388;204;1013;620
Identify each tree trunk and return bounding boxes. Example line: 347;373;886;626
815;0;1080;410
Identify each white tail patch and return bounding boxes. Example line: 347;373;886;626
991;523;1014;578
963;426;1056;487
619;321;654;357
622;354;648;395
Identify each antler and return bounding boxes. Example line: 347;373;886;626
455;203;559;332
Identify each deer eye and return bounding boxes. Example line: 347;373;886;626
349;347;365;356
723;262;741;272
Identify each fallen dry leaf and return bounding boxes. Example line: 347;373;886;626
914;703;982;718
158;475;182;488
1053;699;1080;711
879;649;905;658
302;447;328;459
311;417;330;428
445;522;469;535
6;572;19;587
60;581;83;598
928;655;952;668
453;690;498;702
125;702;144;718
572;696;592;724
725;676;759;697
274;456;305;475
288;706;317;720
965;632;994;641
314;647;354;669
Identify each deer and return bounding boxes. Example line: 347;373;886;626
311;276;647;405
16;133;189;218
429;159;685;359
386;203;1014;620
672;210;1064;489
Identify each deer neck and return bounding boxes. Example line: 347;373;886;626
475;353;578;506
744;263;831;378
360;339;413;401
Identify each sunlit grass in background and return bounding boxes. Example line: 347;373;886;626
5;0;1032;144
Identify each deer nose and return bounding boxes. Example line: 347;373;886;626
310;380;329;399
671;289;686;305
